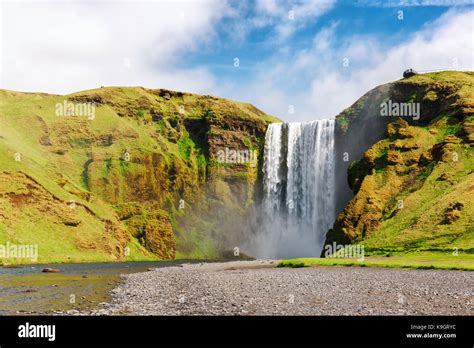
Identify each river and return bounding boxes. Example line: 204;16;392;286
0;260;202;315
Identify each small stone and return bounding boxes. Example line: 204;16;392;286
438;172;453;181
42;268;61;273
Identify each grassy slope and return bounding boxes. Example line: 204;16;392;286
361;72;474;253
302;72;474;269
0;91;131;264
278;252;474;271
0;87;277;264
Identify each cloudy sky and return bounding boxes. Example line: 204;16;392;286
0;0;473;121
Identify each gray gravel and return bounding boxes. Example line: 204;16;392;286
91;261;474;315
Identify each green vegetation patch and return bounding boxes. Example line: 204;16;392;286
279;251;474;271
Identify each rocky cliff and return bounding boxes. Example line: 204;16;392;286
0;87;279;263
327;71;473;254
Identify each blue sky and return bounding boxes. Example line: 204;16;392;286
1;0;473;121
182;3;448;77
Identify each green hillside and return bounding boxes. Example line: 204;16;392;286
328;71;474;256
0;87;278;264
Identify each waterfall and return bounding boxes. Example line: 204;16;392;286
252;120;335;259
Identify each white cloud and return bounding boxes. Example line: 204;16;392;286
0;1;472;124
257;0;336;41
237;8;474;121
0;0;232;94
225;0;335;44
256;0;281;15
355;0;473;7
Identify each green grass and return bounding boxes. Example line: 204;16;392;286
0;86;279;264
279;251;474;271
175;227;219;260
0;217;115;265
177;134;194;161
336;115;349;131
443;123;462;136
363;148;473;251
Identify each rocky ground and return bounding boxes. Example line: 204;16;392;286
83;261;473;316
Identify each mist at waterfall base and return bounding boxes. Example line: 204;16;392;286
246;120;336;259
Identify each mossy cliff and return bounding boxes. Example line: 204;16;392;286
327;71;473;254
0;87;279;264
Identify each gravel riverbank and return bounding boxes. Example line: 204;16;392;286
92;261;473;315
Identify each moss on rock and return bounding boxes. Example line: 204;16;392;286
0;86;279;263
329;71;474;253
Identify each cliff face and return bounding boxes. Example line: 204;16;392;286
0;87;279;263
327;71;474;253
333;82;395;215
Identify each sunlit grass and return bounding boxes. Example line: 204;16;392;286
279;251;474;271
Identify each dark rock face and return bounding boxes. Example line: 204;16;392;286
333;83;394;217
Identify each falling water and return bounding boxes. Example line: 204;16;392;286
252;120;335;258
